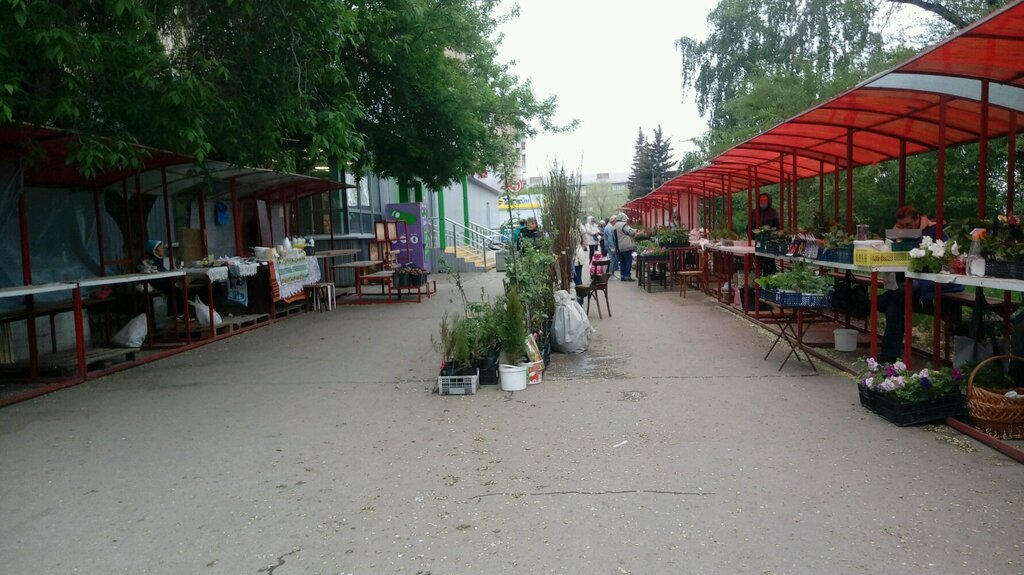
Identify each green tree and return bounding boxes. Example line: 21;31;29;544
648;125;678;189
345;0;572;190
0;0;570;188
888;0;1010;31
583;181;627;220
676;0;890;134
627;128;651;199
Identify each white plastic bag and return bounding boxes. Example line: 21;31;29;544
189;296;223;326
552;290;594;353
111;313;148;348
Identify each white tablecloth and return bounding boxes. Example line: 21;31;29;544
275;257;321;299
185;261;259;284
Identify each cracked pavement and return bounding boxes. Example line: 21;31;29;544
1;271;1022;574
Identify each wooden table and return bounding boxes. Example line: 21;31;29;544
315;249;361;285
334;260;383;300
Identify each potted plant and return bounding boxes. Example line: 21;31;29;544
907;236;957;273
653;226;690;248
433;313;477;376
637;240;667;259
497;287;530;391
466;299;502;384
394;267;411;287
858;358;964;426
752;225;775;253
819;225;854;263
755;262;834;307
718;228;740;246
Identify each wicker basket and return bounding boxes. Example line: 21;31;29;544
967;354;1024;439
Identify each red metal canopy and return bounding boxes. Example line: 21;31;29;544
629;0;1024;204
0;124;350;201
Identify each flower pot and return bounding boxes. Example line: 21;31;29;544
858;386;962;426
498;363;528;391
475;345;502;385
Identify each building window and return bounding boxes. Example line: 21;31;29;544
346;175;381;235
299;189;345;237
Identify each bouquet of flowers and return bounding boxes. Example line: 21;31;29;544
907;236;958;273
860;357;963;402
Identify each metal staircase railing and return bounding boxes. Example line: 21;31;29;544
428;217;498;270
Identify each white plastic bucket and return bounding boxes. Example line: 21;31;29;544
834;328;858;352
498;363;528;391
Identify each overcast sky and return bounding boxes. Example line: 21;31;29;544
497;0;721;178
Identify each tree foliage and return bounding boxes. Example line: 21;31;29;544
627;126;677;199
627;128;651;199
0;0;567;188
674;0;1017;236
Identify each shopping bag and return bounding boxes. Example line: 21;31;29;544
189;296;223;326
112;314;148;348
552;290;594;353
953;289;993;367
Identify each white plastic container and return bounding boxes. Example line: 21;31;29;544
498;363;528;391
834;328;858;352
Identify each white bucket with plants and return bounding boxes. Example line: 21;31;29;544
499;363;529;391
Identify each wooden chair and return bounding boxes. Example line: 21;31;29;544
585;260;612;318
677;248;707;298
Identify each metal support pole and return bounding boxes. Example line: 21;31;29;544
231;178;242;256
1009;112;1017;215
161;167;175;270
934;96;948;369
979;80;989;218
198;186;208;256
846;128;854;233
899;140;907;208
792;154;798;229
93;189;106;276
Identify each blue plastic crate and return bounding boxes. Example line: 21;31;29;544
759;287;833;308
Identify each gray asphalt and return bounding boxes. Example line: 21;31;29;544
2;272;1022;575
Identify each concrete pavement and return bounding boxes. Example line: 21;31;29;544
1;271;1022;574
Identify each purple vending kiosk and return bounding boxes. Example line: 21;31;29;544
385;202;430;272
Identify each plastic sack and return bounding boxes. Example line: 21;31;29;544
111;313;148;348
189;296;223;326
552;290;594;353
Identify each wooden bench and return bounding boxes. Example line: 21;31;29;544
359;270;394;303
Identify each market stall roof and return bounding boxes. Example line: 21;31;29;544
0;123;350;202
628;0;1024;205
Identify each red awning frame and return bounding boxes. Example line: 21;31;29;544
627;0;1024;231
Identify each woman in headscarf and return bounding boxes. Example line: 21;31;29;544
750;193;781;276
138;239;185;318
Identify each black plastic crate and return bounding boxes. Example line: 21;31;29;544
818;245;853;264
858;386;962;426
